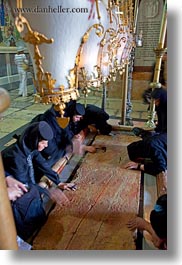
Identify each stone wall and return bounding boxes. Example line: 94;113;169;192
107;70;153;101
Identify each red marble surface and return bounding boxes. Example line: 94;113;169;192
33;133;141;250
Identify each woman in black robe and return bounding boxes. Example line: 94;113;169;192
2;121;75;190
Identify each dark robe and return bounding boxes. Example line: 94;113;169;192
2;122;60;185
64;101;112;136
31;106;73;166
127;132;167;176
151;88;167;133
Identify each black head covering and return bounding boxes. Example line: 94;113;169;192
38;121;54;140
75;103;85;116
151;88;167;105
20;121;53;151
150;194;167;239
64;101;85;118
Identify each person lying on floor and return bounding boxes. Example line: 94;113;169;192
31;104;95;161
127;194;167;250
124;87;167;189
63;101;113;154
2;121;75;191
84;104;112;135
124;131;167;176
124;130;167;194
63;101;96;154
64;100;112;136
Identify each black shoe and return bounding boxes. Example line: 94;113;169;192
132;127;145;137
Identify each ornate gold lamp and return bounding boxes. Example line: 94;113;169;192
9;0;138;125
9;0;99;128
13;3;78;127
77;1;130;109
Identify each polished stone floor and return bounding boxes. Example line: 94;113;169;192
33;133;141;250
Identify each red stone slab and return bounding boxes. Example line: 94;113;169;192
33;134;141;250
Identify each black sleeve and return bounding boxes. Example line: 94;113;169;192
2;147;30;184
143;159;158;176
33;152;60;185
144;136;167;175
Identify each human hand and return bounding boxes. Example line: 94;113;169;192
6;176;28;193
7;186;24;201
83;145;96;153
124;161;139;170
58;182;77;191
74;133;82;139
151;232;166;249
127;216;150;231
127;217;166;249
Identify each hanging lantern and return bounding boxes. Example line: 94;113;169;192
8;0;104;127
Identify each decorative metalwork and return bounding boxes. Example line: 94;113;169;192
13;0;139;127
14;10;79;127
95;0;101;20
78;0;135;96
76;23;105;97
98;28;118;82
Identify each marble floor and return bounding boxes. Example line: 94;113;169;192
33;132;141;250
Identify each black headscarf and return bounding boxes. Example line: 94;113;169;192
64;101;85;118
150;194;167;239
151;87;167;106
151;87;167;133
19;121;53;152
